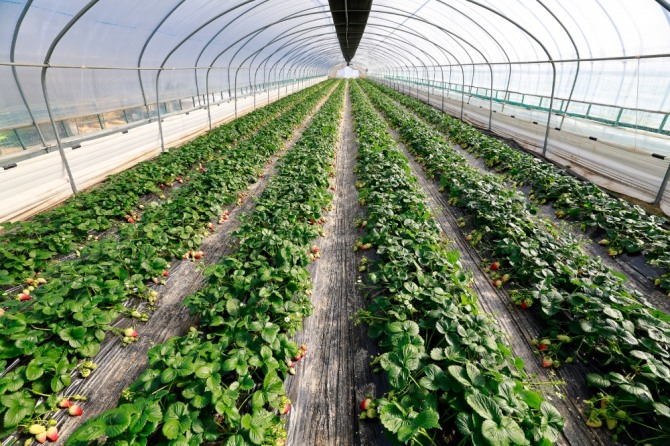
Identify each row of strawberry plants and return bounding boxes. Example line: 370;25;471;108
360;80;670;444
64;81;346;446
0;82;336;439
0;82;326;289
369;80;670;293
350;81;564;445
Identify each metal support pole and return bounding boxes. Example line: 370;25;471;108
41;68;78;193
655;160;670;205
206;69;212;130
156;69;166;151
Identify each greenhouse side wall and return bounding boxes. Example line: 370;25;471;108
372;76;670;218
0;78;325;223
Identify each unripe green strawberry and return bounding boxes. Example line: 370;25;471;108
28;424;46;435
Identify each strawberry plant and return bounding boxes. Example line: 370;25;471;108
64;82;346;445
366;80;670;295
350;82;563;445
361;80;670;444
0;82;329;289
0;82;338;438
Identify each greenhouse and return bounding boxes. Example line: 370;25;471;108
0;0;669;445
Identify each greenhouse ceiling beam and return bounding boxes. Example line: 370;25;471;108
224;16;336;112
656;0;670;12
243;27;337;89
40;0;102;194
294;43;402;79
328;0;373;62
136;0;186;119
10;0;47;147
205;12;340;112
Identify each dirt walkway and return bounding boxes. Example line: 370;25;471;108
285;84;390;446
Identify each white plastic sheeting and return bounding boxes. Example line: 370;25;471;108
1;0;669;219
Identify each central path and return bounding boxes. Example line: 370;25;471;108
285;85;390;446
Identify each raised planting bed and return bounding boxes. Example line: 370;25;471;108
360;79;670;445
367;80;670;295
0;81;337;442
350;81;564;446
60;82;346;445
0;81;331;290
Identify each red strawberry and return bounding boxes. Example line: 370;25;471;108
127;217;135;223
46;426;58;441
35;432;47;444
162;270;169;277
18;293;31;301
310;245;319;254
542;358;553;368
520;301;529;309
59;399;73;408
490;262;500;271
68;405;83;416
360;398;372;410
281;404;290;415
492;279;503;288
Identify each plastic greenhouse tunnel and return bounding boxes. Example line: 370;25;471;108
1;1;670;445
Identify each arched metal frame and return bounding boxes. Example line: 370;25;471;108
40;0;100;194
8;0;670;200
10;0;47;147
